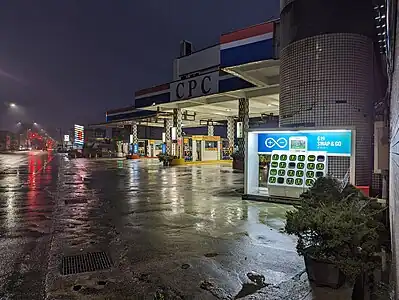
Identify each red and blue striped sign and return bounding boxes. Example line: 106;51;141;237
220;21;276;68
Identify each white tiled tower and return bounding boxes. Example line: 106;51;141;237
279;0;377;186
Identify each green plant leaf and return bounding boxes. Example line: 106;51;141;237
284;176;388;281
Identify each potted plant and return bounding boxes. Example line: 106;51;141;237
158;154;167;164
231;151;244;171
285;177;387;299
258;154;269;168
158;154;176;166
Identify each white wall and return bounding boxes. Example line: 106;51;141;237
390;1;399;296
202;149;218;161
245;132;259;195
173;45;220;79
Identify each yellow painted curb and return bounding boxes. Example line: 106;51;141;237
184;160;233;166
170;158;185;166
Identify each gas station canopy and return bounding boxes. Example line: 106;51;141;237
144;61;280;122
96;20;281;129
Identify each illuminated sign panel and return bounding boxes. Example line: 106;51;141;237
171;127;177;141
257;130;352;157
64;135;70;142
74;125;84;145
236;122;243;138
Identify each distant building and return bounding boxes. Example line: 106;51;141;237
111;127;129;142
85;128;106;142
0;131;18;150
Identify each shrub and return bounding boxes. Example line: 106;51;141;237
285;177;387;282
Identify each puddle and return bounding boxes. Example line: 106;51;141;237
213;190;241;197
73;285;82;291
199;280;230;299
204;252;218;258
256;235;272;244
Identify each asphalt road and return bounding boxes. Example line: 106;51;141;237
0;152;308;299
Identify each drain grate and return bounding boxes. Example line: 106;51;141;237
64;198;89;205
61;251;112;275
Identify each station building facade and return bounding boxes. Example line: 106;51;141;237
96;1;399;293
105;20;281;161
102;6;386;194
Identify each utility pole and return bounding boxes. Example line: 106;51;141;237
56;128;63;149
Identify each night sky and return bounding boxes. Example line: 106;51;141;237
0;0;279;135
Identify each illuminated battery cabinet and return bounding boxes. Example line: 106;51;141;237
268;150;328;198
304;152;328;187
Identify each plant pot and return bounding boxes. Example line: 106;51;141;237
232;157;244;172
304;255;354;299
310;282;354;300
304;254;346;289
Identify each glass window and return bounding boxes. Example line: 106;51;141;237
204;141;218;149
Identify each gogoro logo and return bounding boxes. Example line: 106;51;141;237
265;137;288;149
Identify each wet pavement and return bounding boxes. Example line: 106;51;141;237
0;152;310;299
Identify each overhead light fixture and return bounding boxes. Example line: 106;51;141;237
226;109;231;112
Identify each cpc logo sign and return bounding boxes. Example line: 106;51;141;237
265;137;288;149
172;72;218;101
176;75;212;99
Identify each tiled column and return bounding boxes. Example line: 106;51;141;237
131;122;138;144
227;117;235;152
207;124;214;136
238;98;249;158
173;108;183;158
279;0;376;186
164;118;172;155
130;122;138;154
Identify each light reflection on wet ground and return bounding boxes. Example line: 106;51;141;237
0;151;57;299
0;153;309;299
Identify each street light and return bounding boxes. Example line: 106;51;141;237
9;103;16;108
